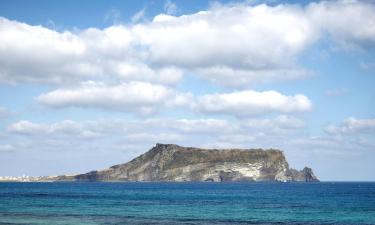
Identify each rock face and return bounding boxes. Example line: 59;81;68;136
69;144;318;182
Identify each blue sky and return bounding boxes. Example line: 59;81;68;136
0;0;374;181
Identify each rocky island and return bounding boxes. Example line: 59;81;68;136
56;143;318;182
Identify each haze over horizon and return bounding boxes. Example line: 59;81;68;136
0;0;374;181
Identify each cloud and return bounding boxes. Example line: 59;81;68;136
8;120;101;138
123;132;183;143
0;144;14;152
147;118;239;134
307;0;375;50
243;115;305;130
164;0;177;15
195;67;310;88
108;63;183;85
36;81;192;115
1;1;374;87
0;17;88;84
7;116;305;141
169;119;236;133
36;81;312;117
135;3;316;86
6;117;372;157
3;116;311;167
104;9;121;24
0;17;180;85
4;119;186;147
8;120;46;135
0;107;12;118
131;9;146;23
15;116;375;181
325;117;375;135
325;88;348;97
196;90;312;117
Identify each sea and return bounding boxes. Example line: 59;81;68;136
0;182;374;225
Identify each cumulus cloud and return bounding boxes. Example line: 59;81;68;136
8;120;101;138
196;90;312;117
36;83;312;117
0;1;374;87
36;81;192;115
8;120;46;135
7;118;236;140
0;17;180;85
135;3;316;84
307;0;375;50
325;117;375;135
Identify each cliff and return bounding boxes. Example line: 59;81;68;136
63;144;318;182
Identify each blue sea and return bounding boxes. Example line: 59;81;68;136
0;182;374;225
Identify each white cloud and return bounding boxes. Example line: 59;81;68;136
195;66;309;88
131;9;146;23
1;1;374;87
217;134;256;144
134;3;316;86
164;0;178;15
244;115;305;130
0;18;180;85
7;116;304;142
36;81;192;115
325;117;375;135
36;80;312;117
307;0;375;50
0;144;14;152
0;17;88;84
196;90;312;117
148;118;239;134
6;118;236;144
8;120;46;135
7;120;100;138
109;62;183;85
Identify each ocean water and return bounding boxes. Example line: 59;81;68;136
0;182;374;225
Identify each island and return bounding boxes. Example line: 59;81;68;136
54;143;318;182
1;144;318;182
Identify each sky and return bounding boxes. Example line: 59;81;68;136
0;0;374;181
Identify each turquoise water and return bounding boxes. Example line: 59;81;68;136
0;182;374;224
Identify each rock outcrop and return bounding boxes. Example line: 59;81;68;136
62;144;318;182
